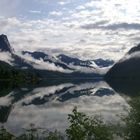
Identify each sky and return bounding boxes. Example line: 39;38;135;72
0;0;140;60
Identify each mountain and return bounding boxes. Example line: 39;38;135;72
58;54;114;68
57;54;114;74
0;34;13;53
22;51;49;60
93;58;114;68
22;51;96;73
105;43;140;81
0;34;114;79
0;35;39;83
22;51;114;74
0;34;34;68
22;51;72;70
57;54;93;68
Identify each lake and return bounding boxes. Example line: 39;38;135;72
0;79;136;136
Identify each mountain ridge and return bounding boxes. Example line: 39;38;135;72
0;34;114;79
105;43;140;81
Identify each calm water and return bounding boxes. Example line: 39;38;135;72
0;79;135;136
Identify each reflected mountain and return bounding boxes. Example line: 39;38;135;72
106;79;140;96
20;81;114;106
0;106;12;123
0;80;114;123
0;79;129;136
0;88;34;123
94;88;114;97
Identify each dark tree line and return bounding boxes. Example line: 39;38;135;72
0;61;40;84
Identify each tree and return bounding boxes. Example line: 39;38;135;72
66;107;113;140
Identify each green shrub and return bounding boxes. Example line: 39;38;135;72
123;96;140;140
66;107;113;140
0;126;14;140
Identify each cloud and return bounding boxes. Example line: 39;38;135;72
0;52;14;65
76;5;85;10
49;11;63;16
120;50;140;63
21;53;72;73
0;92;14;106
81;22;140;30
29;10;41;14
0;16;134;61
105;23;140;30
58;1;70;6
21;83;74;105
0;0;140;61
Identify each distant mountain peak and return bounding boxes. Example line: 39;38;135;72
58;54;92;66
0;34;14;53
22;51;48;60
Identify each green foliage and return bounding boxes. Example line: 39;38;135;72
66;107;113;140
0;61;40;85
0;126;14;140
123;96;140;140
45;130;64;140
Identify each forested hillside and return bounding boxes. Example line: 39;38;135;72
0;61;39;83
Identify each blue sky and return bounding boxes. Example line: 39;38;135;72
0;0;140;60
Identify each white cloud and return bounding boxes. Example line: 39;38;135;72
49;11;63;16
0;92;14;106
76;5;85;10
29;10;41;14
0;16;137;61
120;51;140;63
21;83;74;104
0;52;14;65
58;1;69;5
0;0;140;61
21;53;72;73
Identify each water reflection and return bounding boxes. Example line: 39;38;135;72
106;79;140;96
0;80;129;135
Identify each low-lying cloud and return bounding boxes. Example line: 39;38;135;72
21;53;72;73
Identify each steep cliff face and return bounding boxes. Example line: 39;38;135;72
0;34;34;68
0;34;14;53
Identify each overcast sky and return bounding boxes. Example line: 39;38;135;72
0;0;140;60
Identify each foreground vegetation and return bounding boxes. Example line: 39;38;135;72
0;96;140;140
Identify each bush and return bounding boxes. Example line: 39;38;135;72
0;126;14;140
66;107;113;140
123;96;140;140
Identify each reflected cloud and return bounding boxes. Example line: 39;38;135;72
0;80;129;135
